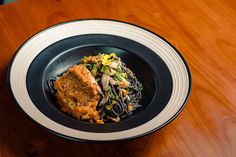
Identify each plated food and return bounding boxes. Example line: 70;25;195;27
51;53;143;124
8;19;191;141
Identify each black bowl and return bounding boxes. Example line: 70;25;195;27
26;34;173;133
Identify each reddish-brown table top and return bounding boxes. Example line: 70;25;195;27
0;0;236;156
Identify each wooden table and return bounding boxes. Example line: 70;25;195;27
0;0;236;156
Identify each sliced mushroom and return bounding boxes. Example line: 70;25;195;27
101;74;110;91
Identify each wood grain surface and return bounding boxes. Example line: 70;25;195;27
0;0;236;156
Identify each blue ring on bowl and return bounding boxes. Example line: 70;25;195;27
26;34;173;133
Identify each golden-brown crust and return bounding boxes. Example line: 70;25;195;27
54;64;103;124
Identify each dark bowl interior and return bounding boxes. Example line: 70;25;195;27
27;34;172;133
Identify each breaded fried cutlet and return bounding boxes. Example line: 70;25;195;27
54;64;104;124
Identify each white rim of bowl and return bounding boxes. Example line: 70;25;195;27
9;19;191;141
